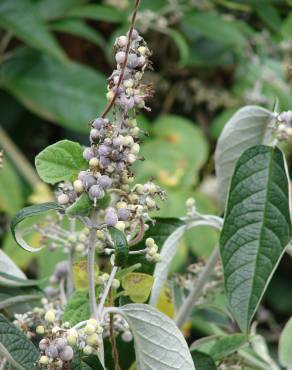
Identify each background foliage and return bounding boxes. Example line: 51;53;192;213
1;0;292;367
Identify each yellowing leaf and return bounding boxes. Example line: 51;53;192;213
28;182;53;204
73;261;99;291
156;287;174;319
122;273;154;303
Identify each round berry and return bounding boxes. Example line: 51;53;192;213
45;310;55;323
83;345;93;355
98;175;112;189
84;324;95;335
59;345;74;361
89;157;99;168
39;355;49;365
86;333;99;346
90;128;99;141
115;51;126;64
84;174;97;189
117;35;127;48
122;331;133;342
36;325;45;335
45;345;58;358
57;193;69;205
54;261;69;279
98;144;111;156
78;170;88;181
117;208;130;221
83;147;95;161
55;338;67;351
39;338;49;351
105;207;118;226
73;179;84;193
89;185;104;200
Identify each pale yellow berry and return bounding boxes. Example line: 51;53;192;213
112;279;120;289
78;233;87;242
153;253;161;262
96;230;105;240
73;179;84;193
115;221;125;232
44;310;55;323
89;157;99;168
86;333;99;346
146;238;155;248
146;197;156;208
36;325;45;335
127;118;137;127
138;46;147;55
116;201;127;209
84;324;95;335
76;243;85;253
123;79;134;88
135;184;144;195
57;194;69;205
96;325;103;334
106;90;114;100
131;143;140;155
88;318;98;328
83;345;93;355
68;235;77;243
186;197;195;208
39;355;49;365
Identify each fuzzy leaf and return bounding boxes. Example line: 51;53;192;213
63;290;90;326
66;193;92;217
108;227;129;267
0;313;39;370
35;140;87;184
11;202;62;252
220;145;291;332
120;304;195;370
191;351;216;370
279;317;292;366
215;106;274;206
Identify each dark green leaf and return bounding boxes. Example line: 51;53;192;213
0;0;66;62
0;48;106;132
220;145;292;332
50;19;105;48
67;5;125;23
0;272;43;287
0;313;39;369
35;140;87;184
66;193;92;217
63;290;90;326
36;0;80;21
108;227;129;267
11;202;62;252
191;350;217;370
279;317;292;366
254;3;281;33
191;334;247;361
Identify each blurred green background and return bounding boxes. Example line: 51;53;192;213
1;0;292;349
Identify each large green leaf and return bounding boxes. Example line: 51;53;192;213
135;115;208;188
120;304;195;370
63;290;90;326
220;145;291;332
50;19;105;49
66;4;126;23
191;351;216;370
183;12;247;50
11;202;62;252
0;158;24;215
215;106;274;206
0;48;106;132
190;334;247;361
279;317;292;366
108;227;129;267
0;313;39;370
0;0;66;62
36;0;80;20
35;140;87;184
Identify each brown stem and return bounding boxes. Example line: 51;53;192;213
101;0;140;118
109;289;121;370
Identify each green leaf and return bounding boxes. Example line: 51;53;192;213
254;3;281;33
0;249;26;279
66;193;92;217
135;115;208;188
108;227;129;267
183;12;247;50
72;261;99;291
220;145;292;332
120;304;195;370
36;0;80;21
66;4;125;23
190;334;247;361
191;350;216;370
0;48;107;132
279;317;292;366
71;353;104;370
63;290;90;326
0;0;66;62
11;202;62;252
35;140;87;184
215;106;274;206
50;19;105;49
0;157;24;215
0;313;39;369
0;272;43;287
121;273;154;303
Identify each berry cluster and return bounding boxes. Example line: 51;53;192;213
102;313;133;343
276;110;292;140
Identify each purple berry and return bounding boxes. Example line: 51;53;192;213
78;171;87;181
45;345;58;358
128;29;139;40
83;147;95;161
84;174;97;190
59;346;74;361
127;54;139;69
89;185;104;200
39;339;49;351
99;156;111;168
115;51;126;64
90;128;99;141
93;117;105;129
98;175;112;189
98;145;111;156
105;207;118;226
113;136;124;147
55;338;67;351
117;208;130;221
119;95;134;109
45;286;58;297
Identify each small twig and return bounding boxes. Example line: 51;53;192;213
88;225;98;318
66;219;75;297
0;32;12;54
98;266;118;317
129;218;145;246
175;247;220;328
101;0;140;118
59;278;67;304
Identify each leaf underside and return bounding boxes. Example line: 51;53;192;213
220;145;291;332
